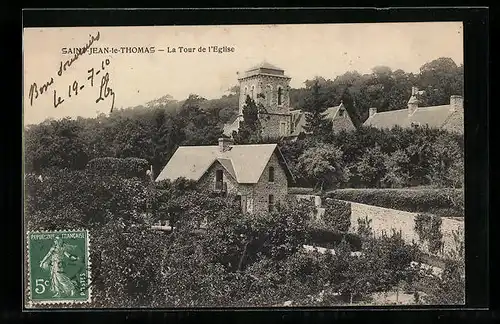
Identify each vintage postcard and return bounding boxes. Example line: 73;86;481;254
23;22;465;308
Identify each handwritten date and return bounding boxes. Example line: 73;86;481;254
53;59;115;113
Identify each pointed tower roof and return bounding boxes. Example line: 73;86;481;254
239;61;289;80
246;61;283;72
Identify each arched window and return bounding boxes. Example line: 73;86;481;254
251;85;255;100
277;87;283;105
269;166;275;182
244;86;248;96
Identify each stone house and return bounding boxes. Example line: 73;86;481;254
363;86;464;134
223;61;356;139
155;138;295;214
288;101;356;138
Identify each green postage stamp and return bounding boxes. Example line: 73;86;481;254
27;230;91;305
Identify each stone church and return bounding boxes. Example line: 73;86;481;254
223;62;356;139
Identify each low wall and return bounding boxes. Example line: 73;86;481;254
290;194;464;258
347;201;464;257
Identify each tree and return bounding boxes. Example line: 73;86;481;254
426;133;464;188
233;95;262;144
24;118;89;173
382;149;411;188
417;57;463;107
297;142;350;191
356;145;388;188
302;79;332;137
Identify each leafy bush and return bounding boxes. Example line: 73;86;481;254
414;213;443;255
305;225;362;251
327;188;464;217
86;157;150;179
322;198;351;232
357;216;373;239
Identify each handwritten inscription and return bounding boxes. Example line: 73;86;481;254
53;58;115;113
28;31;101;108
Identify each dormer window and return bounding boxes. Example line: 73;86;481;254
269;166;275;182
338;109;344;117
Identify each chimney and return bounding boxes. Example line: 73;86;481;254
449;95;463;112
369;108;377;117
218;137;233;153
407;86;419;115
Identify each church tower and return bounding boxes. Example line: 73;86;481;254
237;62;292;138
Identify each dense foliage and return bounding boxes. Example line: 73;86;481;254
414;214;444;255
326;188;464;217
321;198;351;233
87;157;150;179
26;167;460;307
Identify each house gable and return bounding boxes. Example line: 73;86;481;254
197;160;239;195
251;151;289;214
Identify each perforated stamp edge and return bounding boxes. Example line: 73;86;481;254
25;229;92;308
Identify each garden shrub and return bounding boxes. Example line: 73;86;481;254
414;213;443;255
327;188;464;217
305;225;362;251
322;198;351;232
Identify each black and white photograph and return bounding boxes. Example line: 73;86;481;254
23;21;466;308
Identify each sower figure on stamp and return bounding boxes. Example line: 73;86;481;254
39;236;79;297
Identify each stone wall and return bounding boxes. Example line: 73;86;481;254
259;113;291;139
331;113;356;132
290;194;464;257
251;152;289;214
197;160;239;195
348;201;464;257
239;74;291;115
197;153;288;214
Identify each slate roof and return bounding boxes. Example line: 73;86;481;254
364;104;463;133
247;61;283;71
364;109;411;129
156;143;293;184
223;116;241;137
288;103;349;136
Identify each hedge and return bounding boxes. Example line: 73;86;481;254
326;188;464;217
288;187;316;195
305;225;362;251
322;198;351;232
86;157;150;179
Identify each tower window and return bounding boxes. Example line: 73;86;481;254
266;85;272;107
278;87;283;105
251;85;255;100
269;166;275;182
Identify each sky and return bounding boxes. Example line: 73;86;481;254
23;22;463;125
